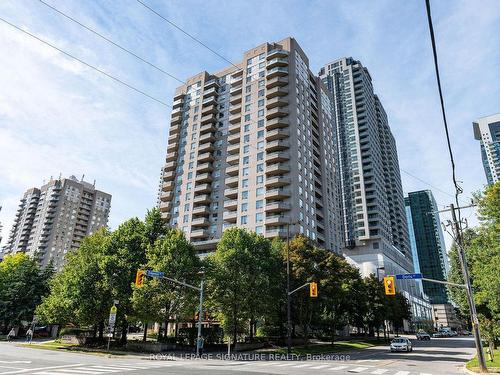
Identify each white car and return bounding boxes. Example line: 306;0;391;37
390;337;413;352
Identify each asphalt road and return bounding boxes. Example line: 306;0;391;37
0;336;475;375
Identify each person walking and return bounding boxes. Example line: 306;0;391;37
7;328;15;341
26;328;33;344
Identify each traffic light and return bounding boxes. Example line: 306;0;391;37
310;282;318;298
384;276;396;295
135;269;145;288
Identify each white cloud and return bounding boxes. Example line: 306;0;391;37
0;0;498;254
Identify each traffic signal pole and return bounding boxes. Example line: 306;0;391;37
136;269;205;356
449;204;487;372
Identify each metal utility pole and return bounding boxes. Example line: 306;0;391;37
286;223;292;355
196;279;204;357
449;203;487;372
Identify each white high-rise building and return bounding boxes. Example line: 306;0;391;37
319;58;413;279
473;113;500;185
3;176;111;269
158;38;342;253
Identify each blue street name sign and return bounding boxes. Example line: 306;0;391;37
145;270;164;278
396;273;423;280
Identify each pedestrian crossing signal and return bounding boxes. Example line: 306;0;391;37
135;269;145;288
310;282;318;298
384;276;396;295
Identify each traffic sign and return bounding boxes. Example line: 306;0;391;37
396;273;423;280
145;270;165;278
108;305;117;332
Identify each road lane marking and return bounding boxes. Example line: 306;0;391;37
0;364;83;374
329;366;348;371
349;367;370;373
370;370;388;374
50;367;102;374
393;372;410;375
0;362;31;364
310;365;330;369
293;363;314;368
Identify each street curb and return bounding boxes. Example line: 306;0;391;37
463;364;500;374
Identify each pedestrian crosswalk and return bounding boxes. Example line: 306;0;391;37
6;360;438;375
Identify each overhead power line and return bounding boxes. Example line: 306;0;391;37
135;0;241;71
0;17;170;107
37;0;184;84
400;168;469;205
424;0;463;218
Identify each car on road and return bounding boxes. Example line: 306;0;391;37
433;332;444;338
416;331;431;340
390;337;413;352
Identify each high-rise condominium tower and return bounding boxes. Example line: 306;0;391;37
319;58;412;277
405;190;449;304
3;176;111;269
473;113;500;185
159;38;342;253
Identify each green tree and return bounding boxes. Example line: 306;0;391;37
131;228;201;342
105;218;147;344
36;228;112;338
0;253;52;332
363;275;388;339
386;292;412;335
206;228;281;346
448;183;500;347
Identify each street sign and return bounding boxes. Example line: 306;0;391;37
145;270;165;278
108;305;117;332
396;273;423;280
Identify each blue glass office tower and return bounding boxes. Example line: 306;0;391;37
405;190;449;304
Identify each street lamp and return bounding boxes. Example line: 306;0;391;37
286;222;298;355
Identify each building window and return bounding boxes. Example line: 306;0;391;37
257;163;264;172
242;191;249;199
256;187;264;196
256;212;264;222
256;200;263;209
241;215;248;224
241;203;248;212
242;179;249;188
256;226;263;235
256;175;264;184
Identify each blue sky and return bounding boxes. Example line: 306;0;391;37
0;0;499;250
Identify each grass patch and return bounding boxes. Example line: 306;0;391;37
466;348;500;373
274;340;376;356
19;341;129;357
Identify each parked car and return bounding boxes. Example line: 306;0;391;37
416;331;431;340
460;330;471;336
432;332;444;338
390;337;413;352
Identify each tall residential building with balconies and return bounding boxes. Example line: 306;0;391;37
473;113;500;185
319;58;412;278
3;176;111;269
159;38;342;253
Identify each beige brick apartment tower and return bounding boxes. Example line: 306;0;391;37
159;38;342;253
3;176;111;269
